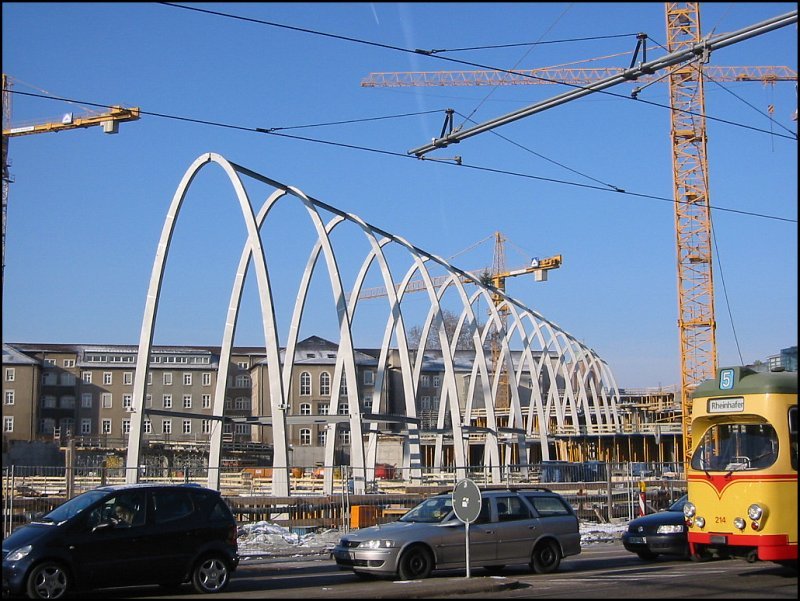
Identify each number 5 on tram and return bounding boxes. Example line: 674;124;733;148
683;366;797;567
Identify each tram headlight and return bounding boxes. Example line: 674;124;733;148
747;504;764;521
694;516;705;528
733;517;746;530
683;502;696;518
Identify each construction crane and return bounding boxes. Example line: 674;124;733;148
1;73;140;289
360;4;797;465
352;231;562;414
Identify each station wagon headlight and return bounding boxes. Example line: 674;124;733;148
656;524;684;534
361;539;397;549
6;544;32;561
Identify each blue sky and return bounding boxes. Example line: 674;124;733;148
2;2;797;388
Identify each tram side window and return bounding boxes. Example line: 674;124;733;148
692;422;779;471
790;406;798;471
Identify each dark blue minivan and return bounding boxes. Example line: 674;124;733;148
2;483;239;599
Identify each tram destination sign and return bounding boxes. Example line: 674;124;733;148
708;397;745;413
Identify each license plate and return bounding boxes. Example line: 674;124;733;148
628;536;646;544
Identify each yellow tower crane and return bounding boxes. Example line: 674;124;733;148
359;4;797;465
1;73;141;289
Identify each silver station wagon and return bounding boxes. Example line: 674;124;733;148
333;487;580;580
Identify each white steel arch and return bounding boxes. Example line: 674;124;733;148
125;153;622;492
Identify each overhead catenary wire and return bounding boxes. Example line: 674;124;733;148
5;88;796;225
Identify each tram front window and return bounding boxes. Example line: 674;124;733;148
692;423;778;471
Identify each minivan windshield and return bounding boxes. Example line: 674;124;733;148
37;490;109;524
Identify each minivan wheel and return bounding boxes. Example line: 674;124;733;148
26;561;69;600
530;539;562;574
191;556;230;593
397;545;433;580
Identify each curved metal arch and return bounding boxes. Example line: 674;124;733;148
128;153;622;490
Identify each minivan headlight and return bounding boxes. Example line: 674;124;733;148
361;539;397;549
6;544;32;562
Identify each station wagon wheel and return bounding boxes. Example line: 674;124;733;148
530;539;561;574
398;545;433;580
191;555;230;593
26;561;69;599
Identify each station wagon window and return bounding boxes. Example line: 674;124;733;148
523;494;572;517
495;495;532;522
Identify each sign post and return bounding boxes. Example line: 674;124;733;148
452;478;481;578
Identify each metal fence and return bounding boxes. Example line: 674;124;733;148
2;462;686;539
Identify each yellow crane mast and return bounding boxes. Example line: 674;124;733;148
359;4;796;466
1;73;140;288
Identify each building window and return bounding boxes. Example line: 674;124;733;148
420;374;430;387
81;393;92;408
421;396;431;410
362;395;372;413
3;417;13;432
433;375;441;388
320;372;331;396
42;372;57;386
63;359;75;368
202;372;212;386
162;419;172;435
145;394;152;408
42;396;57;409
163;394;172;409
147;372;152;385
123;394;133;411
235;423;251;435
80;418;91;435
103;372;113;385
123;372;133;385
44;359;56;366
163;372;173;386
300;428;312;446
237;361;249;370
363;370;374;386
317;403;329;415
82;371;92;384
101;419;112;434
122;419;131;435
101;393;112;409
5;368;15;382
202;420;211;434
60;373;76;386
202;394;211;409
338;402;349;415
4;390;14;405
234;374;250;388
234;397;250;410
300;372;311;396
317;429;327;446
60;396;75;409
339;430;350;445
183;420;192;434
183;373;192;386
300;403;311;416
144;420;152;434
183;395;192;409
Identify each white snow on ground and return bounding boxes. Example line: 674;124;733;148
236;520;628;559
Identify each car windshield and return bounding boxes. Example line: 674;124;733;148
36;490;109;524
668;495;688;512
399;495;453;523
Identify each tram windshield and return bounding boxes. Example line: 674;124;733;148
691;422;778;472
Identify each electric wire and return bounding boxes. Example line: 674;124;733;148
5;88;796;225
